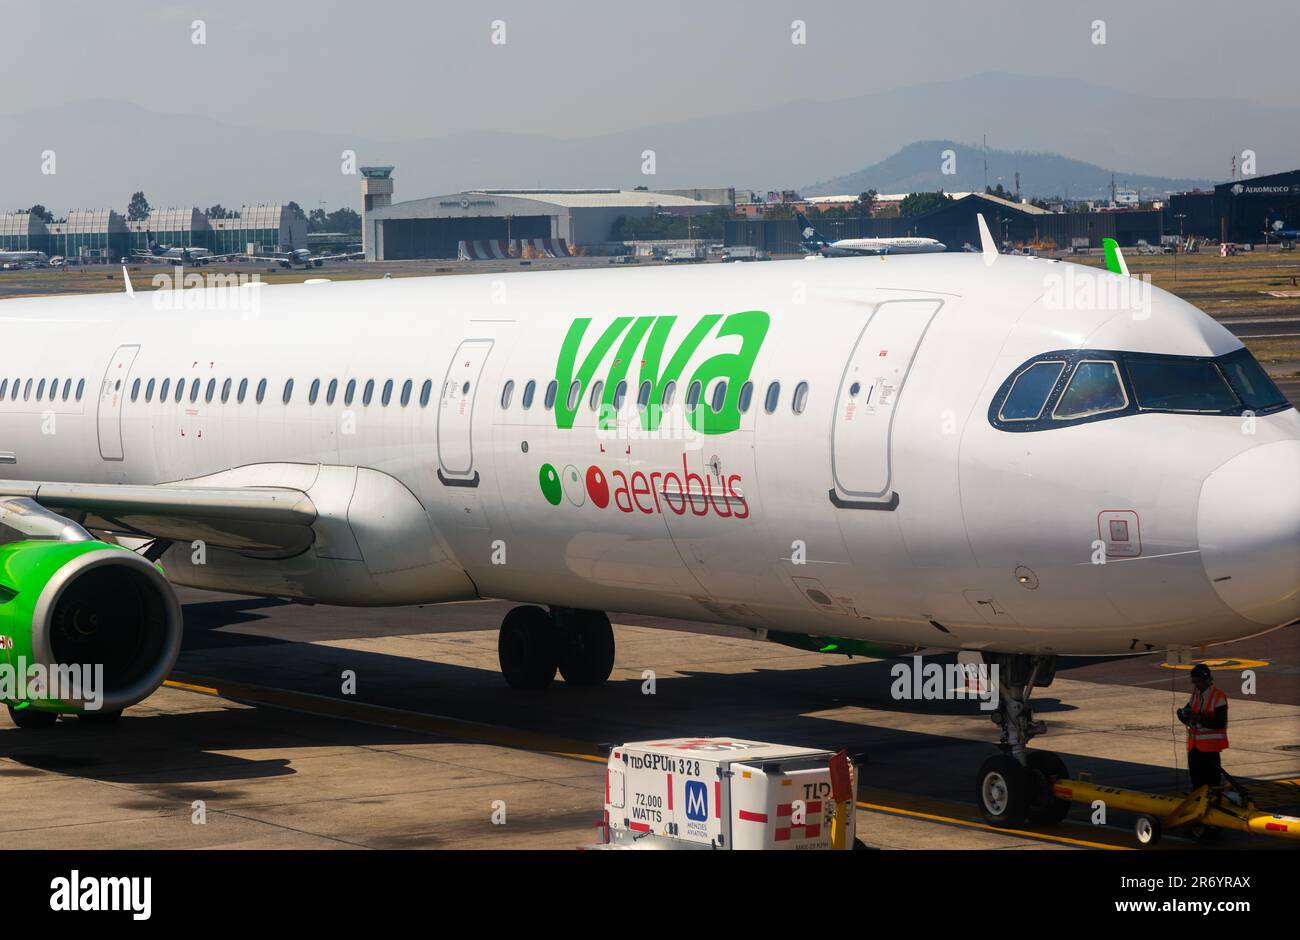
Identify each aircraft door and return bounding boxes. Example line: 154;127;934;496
830;300;942;508
437;338;495;486
97;344;140;461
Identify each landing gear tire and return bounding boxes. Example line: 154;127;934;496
976;754;1031;827
555;609;614;686
1135;814;1163;848
1025;751;1071;824
7;705;58;729
498;605;559;690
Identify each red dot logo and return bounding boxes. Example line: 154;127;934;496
585;465;610;508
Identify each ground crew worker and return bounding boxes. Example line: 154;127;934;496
1177;663;1228;792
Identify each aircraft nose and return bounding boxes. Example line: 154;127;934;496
1198;440;1300;627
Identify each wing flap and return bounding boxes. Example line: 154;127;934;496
0;480;318;555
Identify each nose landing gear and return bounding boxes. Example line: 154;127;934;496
976;653;1071;826
497;605;614;690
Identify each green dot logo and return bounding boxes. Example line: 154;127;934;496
539;463;562;505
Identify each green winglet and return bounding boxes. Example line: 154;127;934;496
1102;237;1128;276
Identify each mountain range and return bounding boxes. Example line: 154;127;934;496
805;140;1216;200
1;72;1292;211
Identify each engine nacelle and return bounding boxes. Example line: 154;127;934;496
0;540;182;715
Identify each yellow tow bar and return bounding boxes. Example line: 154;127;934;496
1051;773;1300;847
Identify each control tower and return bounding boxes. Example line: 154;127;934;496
360;166;394;259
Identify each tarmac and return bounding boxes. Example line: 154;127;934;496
2;591;1296;850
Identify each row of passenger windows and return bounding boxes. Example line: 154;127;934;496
993;348;1289;429
0;377;87;404
125;376;439;409
500;377;812;416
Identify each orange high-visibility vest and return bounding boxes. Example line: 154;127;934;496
1186;686;1229;752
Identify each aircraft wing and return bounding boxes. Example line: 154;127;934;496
0;480;318;555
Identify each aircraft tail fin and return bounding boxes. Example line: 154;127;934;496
796;211;829;251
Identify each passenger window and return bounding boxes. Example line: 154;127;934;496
62;379;71;401
567;381;581;411
792;381;809;414
1127;358;1239;413
190;380;200;403
999;361;1065;421
764;381;780;414
637;380;652;412
131;378;140;402
362;379;374;406
283;378;295;404
256;378;267;403
522;380;536;409
738;380;753;414
661;380;676;409
36;379;45;400
685;380;702;411
175;379;185;403
160;378;170;401
146;379;155;402
612;380;628;410
326;379;338;405
0;379;8;399
238;378;248;403
420;380;432;407
589;380;604;410
22;379;31;401
308;379;320;405
544;380;558;410
344;379;356;406
501;380;515;409
400;379;413;407
1053;361;1127;419
221;378;231;403
711;381;727;413
76;379;84;402
381;379;393;406
205;378;216;403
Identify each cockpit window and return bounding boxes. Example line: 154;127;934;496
999;361;1064;421
1127;357;1238;413
1216;348;1288;411
990;346;1290;432
1053;361;1127;419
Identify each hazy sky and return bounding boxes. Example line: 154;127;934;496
6;0;1297;138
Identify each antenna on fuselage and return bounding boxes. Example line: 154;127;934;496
976;213;997;267
122;264;134;297
1102;237;1129;277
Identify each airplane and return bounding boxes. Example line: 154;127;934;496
248;247;365;269
797;211;946;256
0;216;1295;830
0;249;50;267
1264;214;1300;245
132;239;230;266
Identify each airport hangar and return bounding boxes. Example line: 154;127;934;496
1168;168;1300;243
363;182;722;261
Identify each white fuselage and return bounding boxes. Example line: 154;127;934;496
0;256;1296;656
825;237;946;255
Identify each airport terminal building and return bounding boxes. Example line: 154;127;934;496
365;187;721;261
1;205;305;262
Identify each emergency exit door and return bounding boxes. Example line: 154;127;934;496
830;300;942;508
97;344;140;460
436;339;494;486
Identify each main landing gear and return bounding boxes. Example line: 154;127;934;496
497;606;615;690
975;653;1072;827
